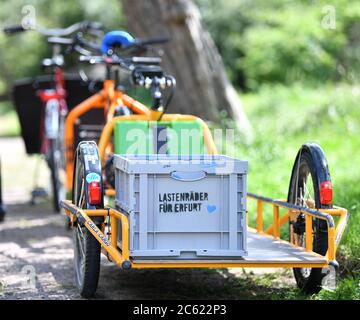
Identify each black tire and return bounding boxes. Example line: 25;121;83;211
0;206;5;223
287;144;331;294
74;224;101;298
72;141;103;298
48;138;66;213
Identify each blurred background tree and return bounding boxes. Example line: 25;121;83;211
1;0;360;102
120;0;252;138
2;0;360;94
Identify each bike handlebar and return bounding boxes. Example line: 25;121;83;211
37;20;103;37
3;20;103;37
3;24;26;35
47;36;74;45
116;36;170;56
134;36;170;47
44;30;169;58
79;55;162;66
75;34;102;54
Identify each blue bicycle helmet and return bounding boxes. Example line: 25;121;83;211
101;30;135;54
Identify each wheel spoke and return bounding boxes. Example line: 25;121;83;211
304;178;315;208
295;169;313;279
77;178;85;208
77;227;86;259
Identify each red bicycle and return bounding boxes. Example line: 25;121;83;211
4;21;103;212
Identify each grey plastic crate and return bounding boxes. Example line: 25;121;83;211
114;154;248;260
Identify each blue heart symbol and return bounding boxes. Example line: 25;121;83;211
207;205;216;214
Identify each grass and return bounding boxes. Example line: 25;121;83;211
234;82;360;299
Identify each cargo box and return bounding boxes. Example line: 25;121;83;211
114;120;204;155
114;154;248;260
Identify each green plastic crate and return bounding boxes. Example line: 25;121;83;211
114;120;204;155
114;121;153;154
168;121;204;154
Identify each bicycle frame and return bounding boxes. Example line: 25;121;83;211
64;78;217;190
37;66;67;154
36;50;68;212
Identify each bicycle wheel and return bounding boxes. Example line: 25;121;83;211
287;143;332;294
72;141;103;298
48;137;66;212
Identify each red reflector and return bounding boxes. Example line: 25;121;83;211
320;181;332;205
88;181;101;205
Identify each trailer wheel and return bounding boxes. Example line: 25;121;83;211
74;224;101;298
288;143;331;294
72;141;103;298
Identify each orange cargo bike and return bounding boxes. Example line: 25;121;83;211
60;30;349;297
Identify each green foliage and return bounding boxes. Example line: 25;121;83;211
237;83;360;299
0;101;20;136
317;277;360;300
0;0;123;94
197;0;360;89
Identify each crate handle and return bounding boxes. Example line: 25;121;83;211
170;170;206;182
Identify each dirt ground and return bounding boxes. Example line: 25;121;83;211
0;137;296;300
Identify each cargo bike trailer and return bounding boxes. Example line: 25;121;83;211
60;31;349;297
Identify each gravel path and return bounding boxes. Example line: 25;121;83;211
0;138;295;300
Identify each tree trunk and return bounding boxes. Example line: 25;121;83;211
120;0;252;139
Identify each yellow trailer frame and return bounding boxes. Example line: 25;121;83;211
62;89;349;272
60;193;348;270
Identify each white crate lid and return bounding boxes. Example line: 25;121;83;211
114;154;248;174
